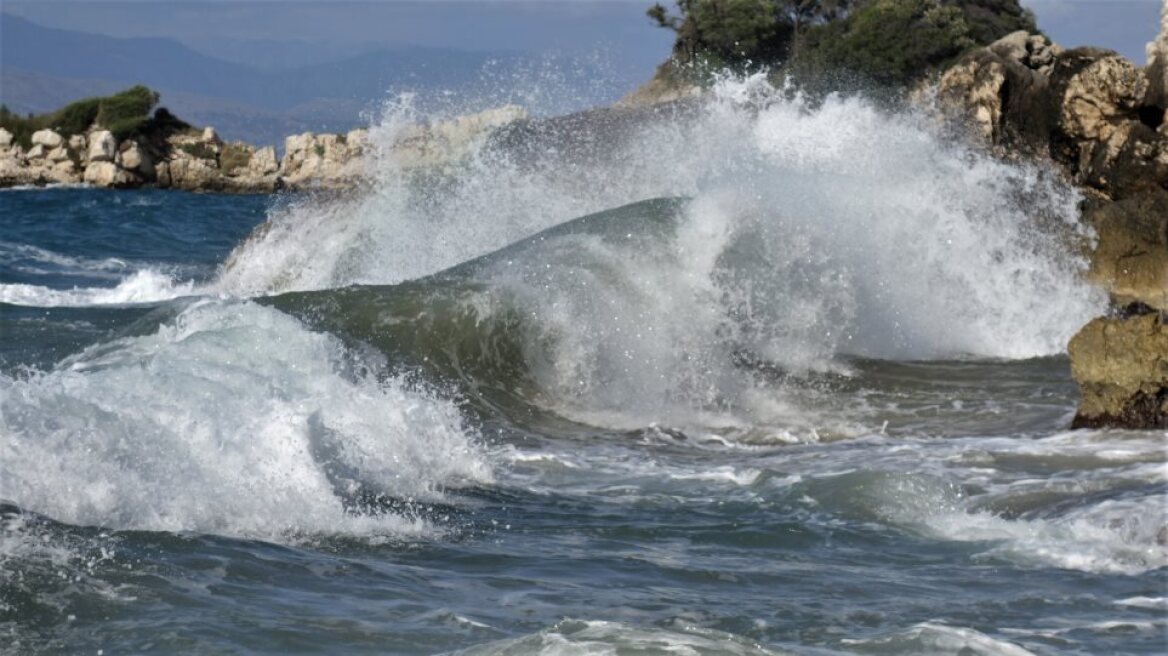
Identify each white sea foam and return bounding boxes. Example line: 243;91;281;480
842;622;1036;655
446;619;789;656
848;453;1168;575
0;269;195;307
0;299;492;541
0;241;130;279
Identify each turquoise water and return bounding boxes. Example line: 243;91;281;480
2;82;1166;654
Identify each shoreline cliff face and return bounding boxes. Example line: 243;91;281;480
936;16;1168;429
0;106;528;194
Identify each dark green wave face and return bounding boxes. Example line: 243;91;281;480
264;198;689;425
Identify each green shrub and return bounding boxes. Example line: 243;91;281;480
794;0;975;86
645;0;1039;88
0;85;164;148
177;142;217;161
953;0;1037;45
219;142;252;173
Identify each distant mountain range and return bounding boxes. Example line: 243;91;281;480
0;14;626;146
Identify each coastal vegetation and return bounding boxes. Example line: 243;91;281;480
0;85;188;149
646;0;1037;86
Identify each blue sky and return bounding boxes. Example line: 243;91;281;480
2;1;1160;70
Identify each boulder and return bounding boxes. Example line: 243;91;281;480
346;129;369;150
26;144;46;160
87;130;117;163
157;156;222;191
47;159;80;183
82;161;136;187
937;34;1054;151
119;141;154;177
68;134;86;152
30;129;63;149
46;146;70;163
1069;313;1168;429
0;151;36;186
280;131;366;188
248;146;278;176
202;126;220;144
0;128;13;150
1056;52;1145;153
1085;190;1168;311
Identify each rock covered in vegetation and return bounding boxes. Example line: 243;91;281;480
1068;313;1168;429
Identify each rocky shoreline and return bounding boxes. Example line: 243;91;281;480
934;16;1167;429
0;105;528;194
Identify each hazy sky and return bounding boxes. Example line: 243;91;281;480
2;1;1160;68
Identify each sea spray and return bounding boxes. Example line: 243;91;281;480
216;75;1103;357
0;299;492;541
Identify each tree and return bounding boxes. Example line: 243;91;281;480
646;0;1038;87
647;0;858;69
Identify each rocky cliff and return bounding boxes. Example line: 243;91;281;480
0;105;528;193
937;14;1168;429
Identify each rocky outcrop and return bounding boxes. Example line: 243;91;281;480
279;130;367;189
937;32;1164;201
1068;313;1168;429
939;26;1168;429
0;105;528;193
1084;190;1168;311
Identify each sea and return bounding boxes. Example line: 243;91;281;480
2;78;1165;654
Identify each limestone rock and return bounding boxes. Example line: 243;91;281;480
280;130;365;188
46;159;79;183
937;34;1055;150
88;130;117;163
68;134;86;152
30;129;63;149
1069;313;1168;429
46;146;70;163
1085;190;1168;311
202;126;220;144
1057;52;1146;151
157;156;221;191
0;128;14;149
346;129;369;150
82;161;136;187
26;144;46;160
248;146;278;176
0;151;37;186
118;141;154;177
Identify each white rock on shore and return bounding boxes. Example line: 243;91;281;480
31;129;64;149
87;130;117;163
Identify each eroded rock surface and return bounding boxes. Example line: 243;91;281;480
1069;313;1168;429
